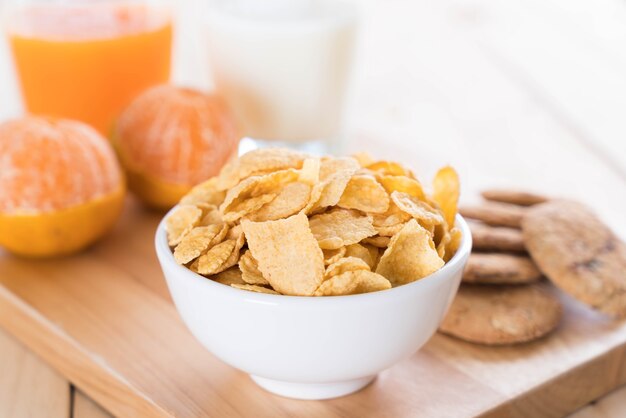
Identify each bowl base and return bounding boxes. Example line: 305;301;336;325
250;375;375;400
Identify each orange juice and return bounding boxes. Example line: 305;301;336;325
7;2;172;135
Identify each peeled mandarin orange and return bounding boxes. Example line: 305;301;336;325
0;117;125;257
113;85;239;210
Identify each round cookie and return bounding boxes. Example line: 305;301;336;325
481;189;548;206
460;202;526;228
463;253;542;284
439;284;562;345
522;200;626;318
469;222;526;252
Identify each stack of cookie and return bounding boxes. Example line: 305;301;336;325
439;189;626;346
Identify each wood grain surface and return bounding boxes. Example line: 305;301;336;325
0;328;70;418
0;197;625;418
2;320;623;417
73;391;113;418
573;387;626;418
1;0;626;417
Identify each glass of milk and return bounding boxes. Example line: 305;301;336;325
204;0;357;154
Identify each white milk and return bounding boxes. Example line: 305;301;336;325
204;0;356;143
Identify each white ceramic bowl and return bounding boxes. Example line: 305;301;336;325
155;213;472;400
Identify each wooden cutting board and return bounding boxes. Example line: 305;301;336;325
2;1;626;415
1;197;625;418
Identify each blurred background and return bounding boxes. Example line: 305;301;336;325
0;0;625;228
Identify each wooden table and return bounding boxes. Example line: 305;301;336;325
1;320;625;418
1;0;626;416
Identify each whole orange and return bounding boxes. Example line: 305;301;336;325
0;117;125;257
113;85;239;210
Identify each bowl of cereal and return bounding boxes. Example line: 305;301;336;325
155;148;472;400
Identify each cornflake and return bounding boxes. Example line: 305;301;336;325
164;148;461;296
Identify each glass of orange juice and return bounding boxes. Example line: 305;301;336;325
3;0;172;135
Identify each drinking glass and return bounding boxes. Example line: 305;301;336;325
204;0;357;155
3;0;172;135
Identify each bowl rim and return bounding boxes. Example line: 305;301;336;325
155;208;472;306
